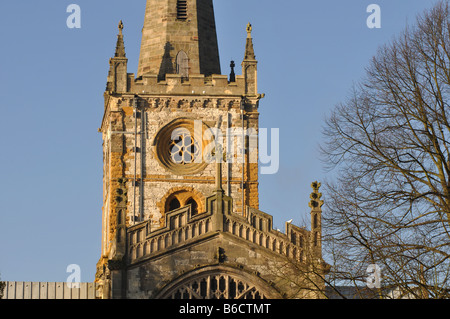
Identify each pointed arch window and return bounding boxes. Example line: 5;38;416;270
176;50;189;78
177;0;188;20
161;188;205;222
162;273;269;299
186;198;199;216
169;198;181;212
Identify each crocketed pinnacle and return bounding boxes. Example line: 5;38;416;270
244;23;256;61
309;181;324;209
115;20;126;58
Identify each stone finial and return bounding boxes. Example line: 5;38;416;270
118;20;124;34
309;181;324;209
229;60;236;82
246;23;252;38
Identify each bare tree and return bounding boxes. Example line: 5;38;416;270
321;1;450;298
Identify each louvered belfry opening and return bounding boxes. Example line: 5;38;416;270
177;0;187;20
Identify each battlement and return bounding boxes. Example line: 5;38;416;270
130;73;246;97
106;18;259;101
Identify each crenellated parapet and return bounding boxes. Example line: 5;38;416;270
131;74;248;96
104;21;263;111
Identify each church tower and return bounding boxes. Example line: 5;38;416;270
95;0;328;299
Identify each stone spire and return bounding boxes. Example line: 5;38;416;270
114;20;126;58
137;0;221;78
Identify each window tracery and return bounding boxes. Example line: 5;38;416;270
164;274;267;299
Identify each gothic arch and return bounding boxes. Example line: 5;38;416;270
155;265;281;299
157;186;206;226
176;50;189;77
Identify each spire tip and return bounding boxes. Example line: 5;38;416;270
118;20;124;34
246;23;252;38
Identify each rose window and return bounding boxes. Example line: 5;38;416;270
154;119;209;175
169;128;201;165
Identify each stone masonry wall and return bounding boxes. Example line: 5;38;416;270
116;96;259;230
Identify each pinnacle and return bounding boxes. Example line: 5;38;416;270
244;23;256;61
115;20;126;58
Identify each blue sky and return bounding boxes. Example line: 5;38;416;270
0;0;442;283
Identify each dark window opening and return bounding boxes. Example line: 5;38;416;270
291;232;297;245
177;0;187;20
117;209;122;225
314;232;319;247
186;198;199;215
169;198;181;212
